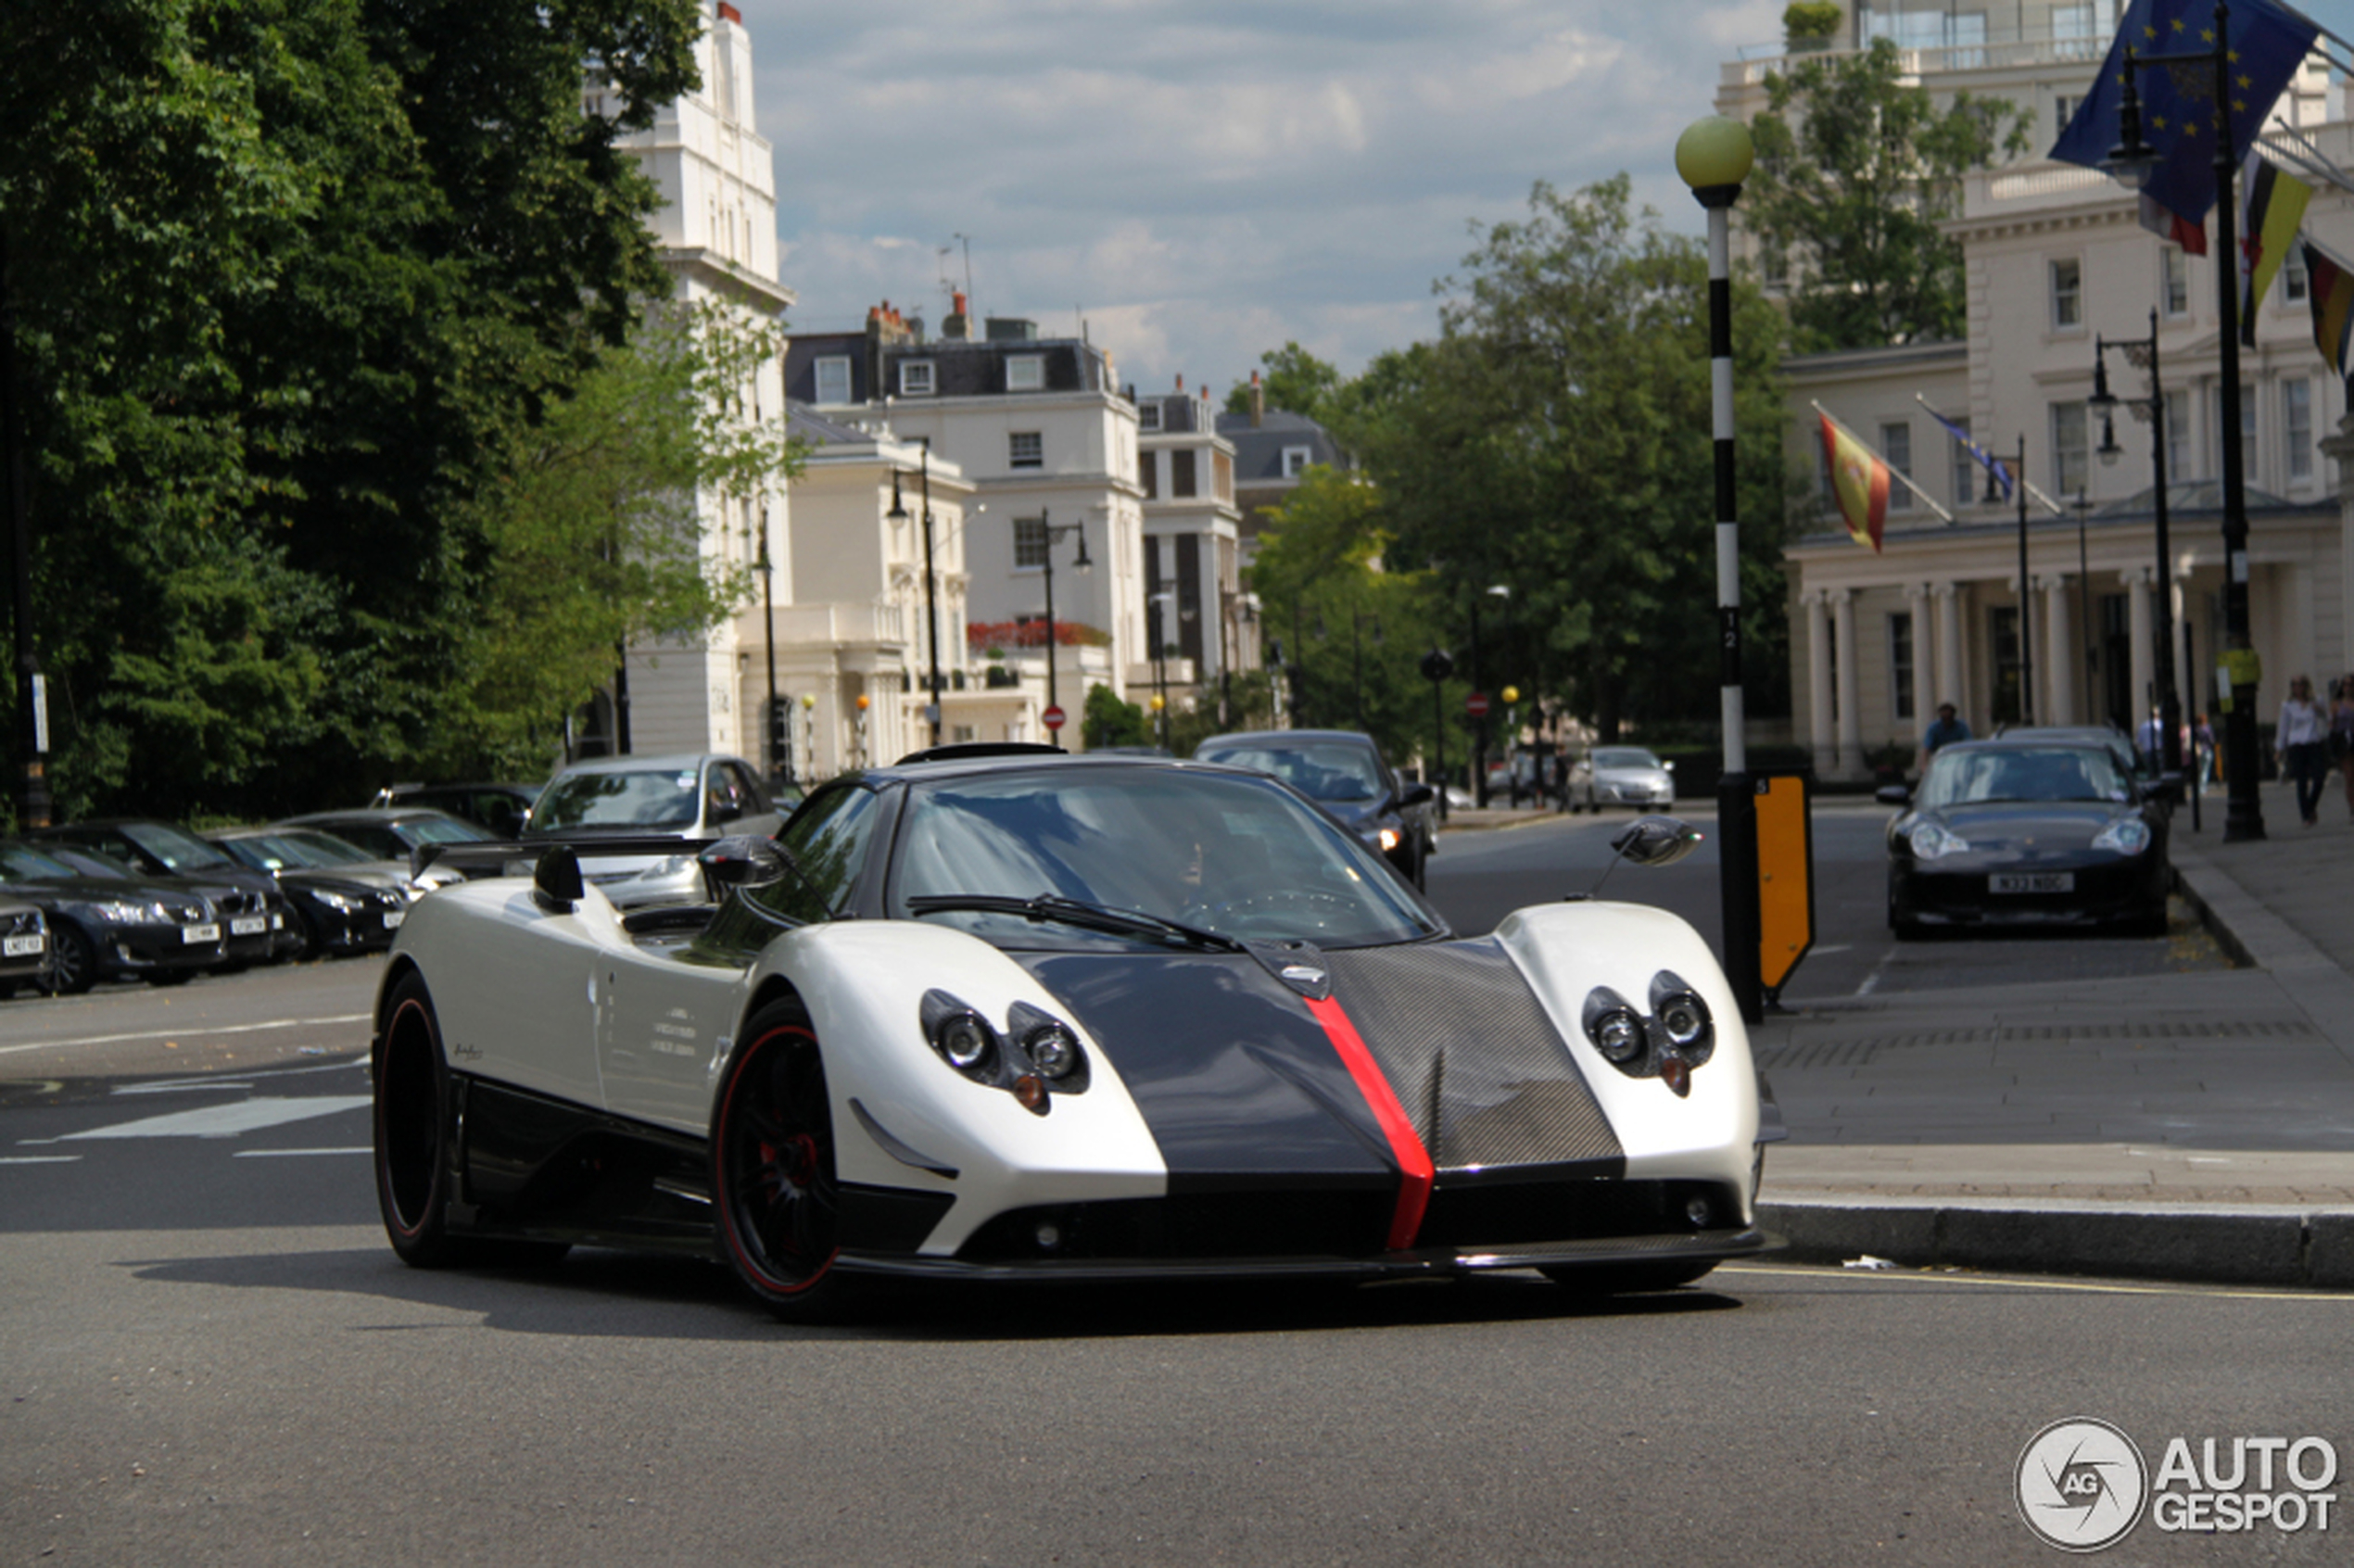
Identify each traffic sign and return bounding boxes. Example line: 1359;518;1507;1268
1465;691;1489;718
1042;703;1067;731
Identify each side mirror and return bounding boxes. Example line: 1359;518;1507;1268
1396;782;1436;810
533;847;585;914
1610;815;1702;868
1875;784;1912;806
697;834;789;900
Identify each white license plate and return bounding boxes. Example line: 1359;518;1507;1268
229;916;266;936
1990;872;2073;894
381;911;406;929
3;935;44;957
181;923;221;944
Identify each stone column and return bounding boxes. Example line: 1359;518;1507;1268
1804;590;1835;777
2125;566;2154;727
2043;575;2075;726
1933;582;1968;724
1832;588;1864;778
1905;583;1937;739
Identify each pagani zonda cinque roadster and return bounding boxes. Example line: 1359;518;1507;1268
372;748;1779;1320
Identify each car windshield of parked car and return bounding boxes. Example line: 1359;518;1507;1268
0;843;81;880
1917;746;2132;808
400;815;493;844
894;767;1437;949
225;831;367;872
1194;742;1385;803
274;829;376;866
122;822;237;872
530;768;701;830
1591;749;1662;771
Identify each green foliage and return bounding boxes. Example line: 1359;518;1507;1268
1782;2;1842;46
1082;684;1147;750
1747;37;2032;350
1222;342;1344;421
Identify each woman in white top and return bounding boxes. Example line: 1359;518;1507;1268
2275;676;2331;828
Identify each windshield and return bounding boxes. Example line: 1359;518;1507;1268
122;822;235;871
530;767;701;830
402;816;493;844
1193;742;1385;803
1591;749;1662;770
0;842;80;880
1918;746;2132;807
221;832;366;871
892;766;1437;949
275;829;377;866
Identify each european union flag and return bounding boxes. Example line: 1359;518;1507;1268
2051;0;2318;238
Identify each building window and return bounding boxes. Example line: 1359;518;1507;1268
813;356;851;404
2053;94;2077;133
1138;401;1161;432
1138;449;1158;499
1947;414;1977;506
2161;247;2190;318
1006;356;1044;393
2051;400;2088;498
1009;431;1043;469
1880;421;1913;512
1172;449;1197;499
2051;258;2082;330
2285;377;2313;481
2284;247;2310;304
2166;388;2192;475
1890;613;1916;722
899;360;936;397
1282;445;1311;477
1990;604;2023;726
1014;516;1047;568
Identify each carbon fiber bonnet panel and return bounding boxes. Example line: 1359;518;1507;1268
1319;940;1622;1172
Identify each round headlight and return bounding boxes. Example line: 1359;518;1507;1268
2092;816;2152;854
1377;827;1401;853
1591;1008;1646;1064
1024;1023;1081;1080
937;1013;993;1071
1907;820;1968;861
1658;993;1709;1048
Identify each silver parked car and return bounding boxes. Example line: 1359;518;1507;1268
1564;746;1677;813
523;752;785;908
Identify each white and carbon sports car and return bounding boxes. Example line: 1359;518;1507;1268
371;748;1778;1320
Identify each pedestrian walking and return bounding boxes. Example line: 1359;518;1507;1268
2275;676;2331;828
2136;704;2166;772
2332;676;2354;820
2191;712;2217;795
1917;702;1970;774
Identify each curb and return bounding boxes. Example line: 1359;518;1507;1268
1760;1198;2354;1289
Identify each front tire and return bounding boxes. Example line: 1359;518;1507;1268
50;924;97;995
711;1001;851;1321
373;971;468;1267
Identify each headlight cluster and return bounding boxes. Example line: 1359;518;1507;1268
1906;821;1970;861
2091;816;2152;854
1580;971;1717;1098
84;899;171;926
919;990;1091;1115
314;890;364;913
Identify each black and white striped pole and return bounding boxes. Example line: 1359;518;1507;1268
1677;115;1761;1026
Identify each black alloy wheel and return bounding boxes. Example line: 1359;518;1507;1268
711;1001;850;1321
373;971;468;1267
49;924;98;995
288;904;324;962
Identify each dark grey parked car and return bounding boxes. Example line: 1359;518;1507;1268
1192;728;1437;888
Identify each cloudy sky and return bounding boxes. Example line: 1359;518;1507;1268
737;0;1785;399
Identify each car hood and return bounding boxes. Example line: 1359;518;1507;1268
1911;800;2134;850
277;866;412;895
0;875;221;910
1015;938;1625;1197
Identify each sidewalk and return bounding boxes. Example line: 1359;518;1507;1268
1753;780;2354;1287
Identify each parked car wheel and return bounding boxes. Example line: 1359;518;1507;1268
711;1002;852;1321
50;924;97;995
374;972;468;1268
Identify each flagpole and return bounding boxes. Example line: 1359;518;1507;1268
2016;434;2034;728
2209;3;2265;840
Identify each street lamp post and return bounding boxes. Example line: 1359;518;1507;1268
2098;4;2263;840
0;228;50;828
2091;310;2183;778
1030;508;1091;722
2011;433;2034;727
887;448;947;749
1677;112;1763;1025
755;504;782;784
1150;589;1176;748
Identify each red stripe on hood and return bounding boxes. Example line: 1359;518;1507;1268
1305;994;1432;1249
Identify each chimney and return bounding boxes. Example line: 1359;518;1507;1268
943;290;969;341
1249;370;1263;429
716;1;742;23
1174;373;1183;393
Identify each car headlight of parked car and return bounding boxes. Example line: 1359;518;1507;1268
82;899;171;925
1376;826;1401;852
1906;821;1971;861
2091;817;2152;854
314;890;364;913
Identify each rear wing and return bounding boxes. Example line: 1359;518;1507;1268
411;835;698;883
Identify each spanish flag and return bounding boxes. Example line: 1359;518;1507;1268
2306;239;2354;381
1819;411;1888;555
2239;153;2313;348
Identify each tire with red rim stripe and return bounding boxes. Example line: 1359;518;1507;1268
711;1002;852;1321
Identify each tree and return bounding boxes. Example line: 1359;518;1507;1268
1082;684;1146;750
1222;342;1343;422
1746;37;2031;350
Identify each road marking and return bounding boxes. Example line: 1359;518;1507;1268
0;1013;372;1058
55;1094;372;1141
1854;948;1897;996
1719;1262;2354;1302
233;1146;370;1158
0;1155;82;1165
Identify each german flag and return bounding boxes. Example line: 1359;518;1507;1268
2305;240;2354;382
1818;412;1887;555
2240;154;2313;347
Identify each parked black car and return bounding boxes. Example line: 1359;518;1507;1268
25;819;289;964
1192;728;1439;888
0;840;244;992
273;808;497;865
207;828;424;958
370;782;540;837
1879;738;2170;938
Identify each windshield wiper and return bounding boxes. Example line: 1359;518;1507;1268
904;892;1246;954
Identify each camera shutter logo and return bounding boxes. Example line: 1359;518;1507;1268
2017;1418;2147;1552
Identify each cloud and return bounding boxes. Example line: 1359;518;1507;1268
734;0;1785;389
